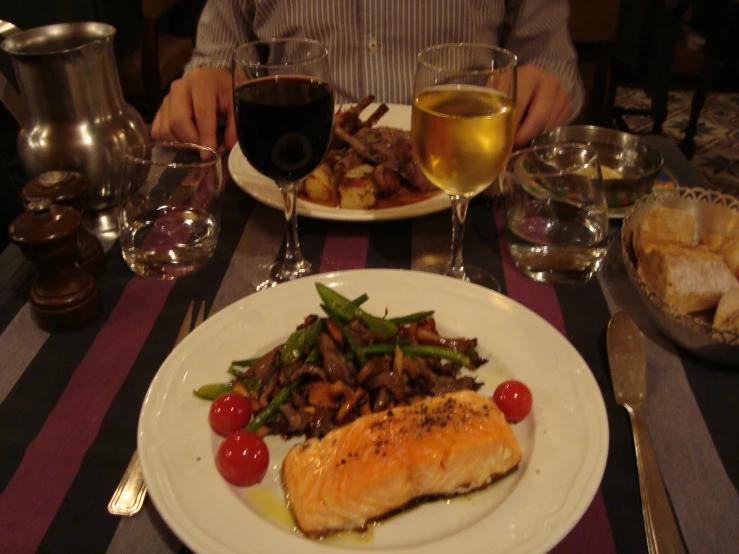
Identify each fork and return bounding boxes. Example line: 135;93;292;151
107;301;208;516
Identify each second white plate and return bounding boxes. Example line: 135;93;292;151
228;104;451;221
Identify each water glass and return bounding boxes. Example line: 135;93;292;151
118;142;222;279
500;144;609;284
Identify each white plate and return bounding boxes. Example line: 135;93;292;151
139;269;609;554
227;104;451;221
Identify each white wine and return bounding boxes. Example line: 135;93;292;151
411;85;516;196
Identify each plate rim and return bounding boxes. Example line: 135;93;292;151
227;104;452;222
138;269;609;554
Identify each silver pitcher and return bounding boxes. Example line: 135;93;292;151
0;20;149;211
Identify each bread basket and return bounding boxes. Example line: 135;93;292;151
621;187;739;366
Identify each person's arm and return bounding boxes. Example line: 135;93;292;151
504;0;584;146
152;0;253;150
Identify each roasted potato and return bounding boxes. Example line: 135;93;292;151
304;163;336;203
339;174;377;209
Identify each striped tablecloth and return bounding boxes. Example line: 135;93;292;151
0;137;737;554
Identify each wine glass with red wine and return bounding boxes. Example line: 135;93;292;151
233;38;334;290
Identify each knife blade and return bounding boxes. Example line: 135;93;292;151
607;310;647;407
607;311;686;554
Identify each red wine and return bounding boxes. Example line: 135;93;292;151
235;76;334;183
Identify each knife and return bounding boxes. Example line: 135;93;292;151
607;311;686;554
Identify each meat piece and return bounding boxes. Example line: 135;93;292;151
365;369;405;397
417;327;478;354
354;127;436;192
317;332;353;384
282;390;522;536
333;95;379;135
356;356;391;384
370;164;402;197
402;161;436;192
278;403;310;434
430;374;482;395
245;346;281;383
307;381;355;409
333;150;364;184
280;362;327;386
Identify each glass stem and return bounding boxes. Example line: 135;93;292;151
447;195;469;279
279;182;305;270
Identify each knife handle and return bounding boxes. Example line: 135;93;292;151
627;405;686;554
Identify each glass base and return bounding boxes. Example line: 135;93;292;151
507;241;607;285
416;262;501;293
513;267;600;285
252;258;313;291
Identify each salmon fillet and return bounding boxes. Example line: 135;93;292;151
282;390;523;536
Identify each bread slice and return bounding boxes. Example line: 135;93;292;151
637;241;738;313
698;235;739;278
699;234;732;252
633;207;697;260
713;287;739;335
721;240;739;278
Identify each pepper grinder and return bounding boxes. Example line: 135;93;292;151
21;170;106;276
8;199;102;332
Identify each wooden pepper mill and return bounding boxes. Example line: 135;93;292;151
8;198;102;332
21;170;106;276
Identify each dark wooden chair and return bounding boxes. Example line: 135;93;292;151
610;0;739;159
569;0;622;126
678;0;739;158
118;0;201;116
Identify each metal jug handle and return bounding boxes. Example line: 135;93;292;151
0;19;26;124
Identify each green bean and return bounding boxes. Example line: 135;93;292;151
351;293;369;306
245;381;299;432
193;382;233;400
321;303;367;367
230;357;258;367
227;367;243;378
281;318;324;365
315;284;354;321
357;343;471;367
315;283;398;336
305;346;321;364
226;365;264;392
390;310;435;324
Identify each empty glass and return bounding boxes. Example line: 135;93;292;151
117;142;222;279
500;144;609;284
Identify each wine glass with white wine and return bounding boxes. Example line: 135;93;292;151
411;43;517;290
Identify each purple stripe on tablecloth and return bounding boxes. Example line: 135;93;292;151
495;209;617;554
319;225;370;272
0;278;173;554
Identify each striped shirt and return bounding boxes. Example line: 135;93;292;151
186;0;584;117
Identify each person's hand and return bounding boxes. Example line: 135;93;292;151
514;64;572;148
152;67;238;152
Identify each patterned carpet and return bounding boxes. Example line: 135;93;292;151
615;87;739;195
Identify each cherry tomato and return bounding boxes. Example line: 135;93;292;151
493;380;533;423
216;430;269;486
209;393;252;436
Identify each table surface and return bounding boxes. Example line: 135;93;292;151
0;135;737;554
